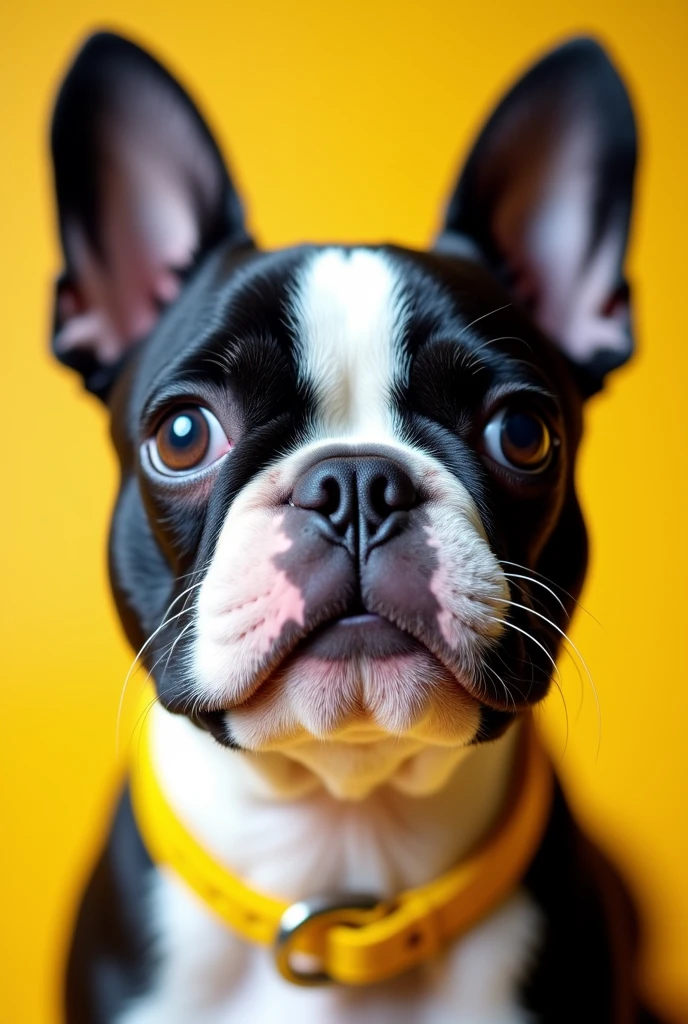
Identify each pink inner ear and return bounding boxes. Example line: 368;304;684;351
56;153;195;366
493;118;630;365
55;71;225;367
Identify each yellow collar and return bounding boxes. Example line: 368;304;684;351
130;706;553;987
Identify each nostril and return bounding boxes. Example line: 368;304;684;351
366;469;418;524
369;471;417;517
292;472;342;517
369;476;388;518
316;476;342;517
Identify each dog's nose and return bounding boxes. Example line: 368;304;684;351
291;456;418;559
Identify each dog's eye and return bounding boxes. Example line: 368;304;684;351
147;408;231;476
483;408;556;473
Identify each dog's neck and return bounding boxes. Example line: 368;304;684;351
149;705;522;901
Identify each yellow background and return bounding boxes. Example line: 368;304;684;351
2;1;687;1021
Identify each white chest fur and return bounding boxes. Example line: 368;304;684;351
119;707;542;1024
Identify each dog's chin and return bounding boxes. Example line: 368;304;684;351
254;734;482;800
205;617;482;798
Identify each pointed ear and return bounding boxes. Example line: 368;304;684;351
50;32;250;398
437;38;638;396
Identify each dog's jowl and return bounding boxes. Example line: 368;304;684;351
51;30;660;1023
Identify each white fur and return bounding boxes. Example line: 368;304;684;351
119;707;541;1024
291;247;409;442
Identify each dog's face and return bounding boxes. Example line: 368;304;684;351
50;34;636;795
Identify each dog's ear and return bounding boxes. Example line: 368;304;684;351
50;32;249;399
437;38;638;396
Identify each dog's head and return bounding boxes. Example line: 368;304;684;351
50;33;636;797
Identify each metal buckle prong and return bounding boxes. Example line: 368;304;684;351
274;893;382;986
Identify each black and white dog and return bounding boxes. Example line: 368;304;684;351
51;31;660;1023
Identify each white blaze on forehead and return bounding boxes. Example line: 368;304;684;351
291;248;407;441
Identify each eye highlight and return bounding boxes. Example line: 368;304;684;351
146;407;231;476
483;407;556;473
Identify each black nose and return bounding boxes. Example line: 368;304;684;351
291;456;418;560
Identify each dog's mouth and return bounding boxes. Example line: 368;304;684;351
298;608;420;661
190;601;473;747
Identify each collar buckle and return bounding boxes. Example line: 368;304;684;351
274;893;386;986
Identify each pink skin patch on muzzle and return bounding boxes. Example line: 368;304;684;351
194;502;354;708
251;521;306;656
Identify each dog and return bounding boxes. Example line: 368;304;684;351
50;30;661;1023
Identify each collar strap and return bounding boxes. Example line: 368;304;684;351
130;707;553;987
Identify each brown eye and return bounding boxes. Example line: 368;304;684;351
484;408;555;473
147;407;231;476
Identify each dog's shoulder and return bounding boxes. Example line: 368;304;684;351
523;781;650;1022
65;787;155;1024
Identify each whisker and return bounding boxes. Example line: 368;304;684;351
173;560;214;583
487;644;538;702
481;663;518;712
502;596;602;759
482;335;534;352
159;620;196;686
503;581;583;707
458;303;512;337
115;580;204;755
124;691;161;770
127;624;193;712
463;335;536;375
499;559;603;628
126;668;205;767
462;337;501;371
116;606;193;756
550;676;570;760
502;572;568;617
492;616;570;759
493;617;563;685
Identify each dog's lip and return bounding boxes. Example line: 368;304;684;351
297;612;420;660
330;612;382;627
191;605;489;720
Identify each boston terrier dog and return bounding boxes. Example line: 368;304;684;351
51;31;660;1024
